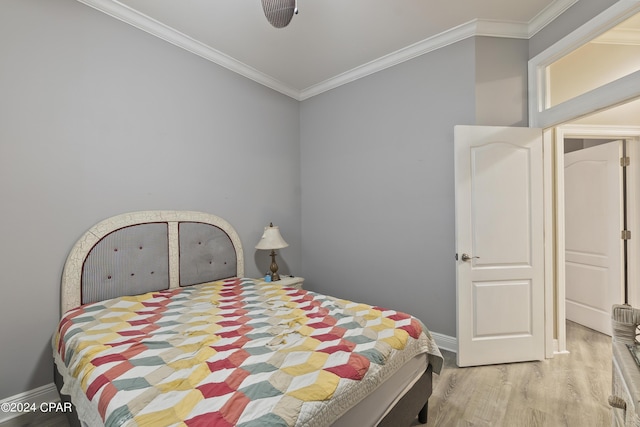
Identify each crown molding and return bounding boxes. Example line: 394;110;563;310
475;19;530;39
527;0;579;37
300;19;532;100
75;0;299;99
76;0;579;101
300;20;477;100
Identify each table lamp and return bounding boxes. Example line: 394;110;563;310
255;223;289;281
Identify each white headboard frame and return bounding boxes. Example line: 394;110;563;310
60;210;245;315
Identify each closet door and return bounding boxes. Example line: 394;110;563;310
564;140;624;336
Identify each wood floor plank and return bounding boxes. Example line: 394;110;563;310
418;321;612;427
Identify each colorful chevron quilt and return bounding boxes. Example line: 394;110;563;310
54;278;442;427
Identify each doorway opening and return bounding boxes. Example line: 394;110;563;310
562;134;628;336
553;122;640;352
529;1;640;356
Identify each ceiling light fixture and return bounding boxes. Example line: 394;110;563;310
261;0;298;28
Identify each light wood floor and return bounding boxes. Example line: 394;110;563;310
419;320;612;427
2;321;611;427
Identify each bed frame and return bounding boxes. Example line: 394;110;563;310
55;210;433;426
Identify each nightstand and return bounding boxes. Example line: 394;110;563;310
258;276;304;290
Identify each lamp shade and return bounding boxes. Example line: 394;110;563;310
255;224;289;250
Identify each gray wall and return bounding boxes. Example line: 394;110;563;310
300;39;476;337
298;36;529;338
0;0;300;400
475;37;529;127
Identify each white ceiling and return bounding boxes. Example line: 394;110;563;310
79;0;578;99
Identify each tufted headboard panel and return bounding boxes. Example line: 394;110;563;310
179;222;237;287
82;223;170;305
61;211;244;315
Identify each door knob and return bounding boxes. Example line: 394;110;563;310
461;253;479;262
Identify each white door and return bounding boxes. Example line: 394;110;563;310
564;140;624;336
455;125;545;367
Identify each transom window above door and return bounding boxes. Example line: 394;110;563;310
548;13;640;108
529;3;640;128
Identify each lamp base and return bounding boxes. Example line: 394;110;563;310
269;250;281;281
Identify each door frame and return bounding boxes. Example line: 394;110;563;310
551;125;640;353
530;1;640;357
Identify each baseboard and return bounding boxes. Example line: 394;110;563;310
431;331;457;354
432;332;565;359
0;383;59;423
553;338;570;355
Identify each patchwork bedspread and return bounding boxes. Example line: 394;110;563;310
54;278;443;427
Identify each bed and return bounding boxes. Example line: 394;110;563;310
53;210;443;427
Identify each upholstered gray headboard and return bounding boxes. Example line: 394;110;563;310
61;211;244;315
